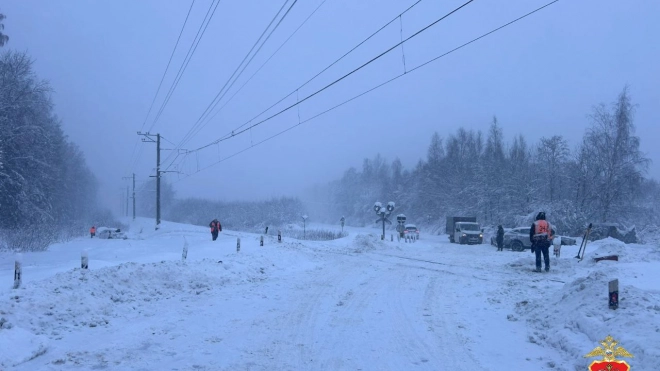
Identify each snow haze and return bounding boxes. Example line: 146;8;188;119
3;0;660;210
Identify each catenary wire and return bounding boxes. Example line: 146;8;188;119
193;0;474;152
148;0;223;131
173;0;560;183
163;0;421;172
140;0;196;133
199;0;328;132
126;0;196;176
210;0;424;146
163;0;295;168
181;0;301;149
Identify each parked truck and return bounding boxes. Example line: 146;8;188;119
446;216;483;244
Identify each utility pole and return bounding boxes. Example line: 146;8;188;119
132;173;136;220
138;132;161;229
125;186;129;217
157;134;160;228
122;173;136;220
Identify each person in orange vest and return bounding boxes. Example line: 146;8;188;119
90;226;96;238
209;219;222;241
529;212;553;272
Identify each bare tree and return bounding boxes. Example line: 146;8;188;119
0;13;8;47
537;135;569;202
582;86;650;221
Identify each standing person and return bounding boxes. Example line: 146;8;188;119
209;219;222;241
529;212;553;272
496;225;504;251
90;226;96;238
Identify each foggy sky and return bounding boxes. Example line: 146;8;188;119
5;0;660;215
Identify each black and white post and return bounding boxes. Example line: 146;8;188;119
278;230;282;243
260;235;264;247
81;250;89;269
302;215;308;240
340;216;345;233
609;279;619;310
237;238;241;252
182;237;189;262
13;254;22;289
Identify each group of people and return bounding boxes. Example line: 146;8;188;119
494;211;554;272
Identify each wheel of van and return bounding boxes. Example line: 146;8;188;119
511;240;524;252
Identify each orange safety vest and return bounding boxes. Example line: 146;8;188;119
90;227;96;233
534;220;552;239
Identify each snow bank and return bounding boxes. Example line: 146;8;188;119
352;234;384;253
0;255;276;369
512;239;660;370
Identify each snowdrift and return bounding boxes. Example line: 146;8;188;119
513;239;660;370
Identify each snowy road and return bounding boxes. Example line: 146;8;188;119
1;218;658;370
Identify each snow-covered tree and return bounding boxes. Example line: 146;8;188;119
581;87;649;222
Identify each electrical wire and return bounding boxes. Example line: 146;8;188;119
162;0;421;171
126;0;196;177
194;0;474;152
140;0;197;133
210;0;424;147
182;0;301;147
173;0;560;183
200;0;328;132
148;0;223;131
163;0;295;168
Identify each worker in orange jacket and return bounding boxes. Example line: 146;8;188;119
209;219;222;241
90;226;96;238
529;212;553;272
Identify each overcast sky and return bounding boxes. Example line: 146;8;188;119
5;0;660;214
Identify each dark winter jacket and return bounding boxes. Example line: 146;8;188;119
209;220;222;232
496;227;504;244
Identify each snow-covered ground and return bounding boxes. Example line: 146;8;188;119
1;218;658;370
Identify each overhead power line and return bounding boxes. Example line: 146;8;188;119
193;0;475;152
163;0;297;168
173;0;561;184
200;0;328;130
207;0;424;149
140;0;197;133
181;0;301;148
127;0;196;175
163;0;422;171
148;0;223;132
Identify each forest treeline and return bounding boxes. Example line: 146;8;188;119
303;87;659;236
0;51;111;250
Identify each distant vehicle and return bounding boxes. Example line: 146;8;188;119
404;224;420;240
503;227;532;251
96;227;127;240
446;216;483;244
498;227;577;251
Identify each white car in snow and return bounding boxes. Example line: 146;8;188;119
96;227;127;240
